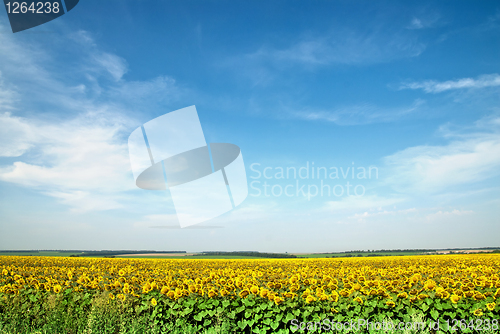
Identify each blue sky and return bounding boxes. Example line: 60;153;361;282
0;1;499;252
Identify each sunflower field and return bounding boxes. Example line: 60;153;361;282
0;254;499;334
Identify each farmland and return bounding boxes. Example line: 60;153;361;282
0;254;499;333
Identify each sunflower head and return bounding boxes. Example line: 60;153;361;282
473;309;483;317
305;295;316;303
450;294;461;304
354;297;363;304
239;289;250;298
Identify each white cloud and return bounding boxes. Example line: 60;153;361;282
406;14;440;30
409;18;424;29
425;209;473;222
93;52;128;82
109;76;181;104
399;74;500;93
384;116;500;194
290;99;424;125
246;29;426;67
349;208;417;221
46;190;124;213
0;111;134;203
324;195;405;212
0;112;37;157
0;29;183;212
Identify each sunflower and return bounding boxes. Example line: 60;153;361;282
319;294;328;301
424;280;436;290
486;303;495;311
473;292;485;301
53;285;62;293
473;309;483;317
354;297;363;304
450;294;461;304
329;293;339;302
386;300;395;308
239;289;250;298
306;295;316;303
151;298;157;306
142;282;151;294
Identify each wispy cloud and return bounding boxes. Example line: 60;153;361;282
248;29;426;66
425;209;473;222
0;29;184;212
324;195;405;212
399;74;500;93
0;111;133;211
408;18;425;30
93;52;128;82
406;14;440;30
349;208;417;221
289;99;424;125
384;116;500;194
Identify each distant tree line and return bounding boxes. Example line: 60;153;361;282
69;250;186;257
198;251;297;258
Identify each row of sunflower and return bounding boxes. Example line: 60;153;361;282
1;254;499;318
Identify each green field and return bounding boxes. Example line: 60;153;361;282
0;251;82;257
295;251;427;258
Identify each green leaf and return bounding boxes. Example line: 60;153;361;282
238;320;247;329
430;309;439;320
243;299;255;307
271;321;280;330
